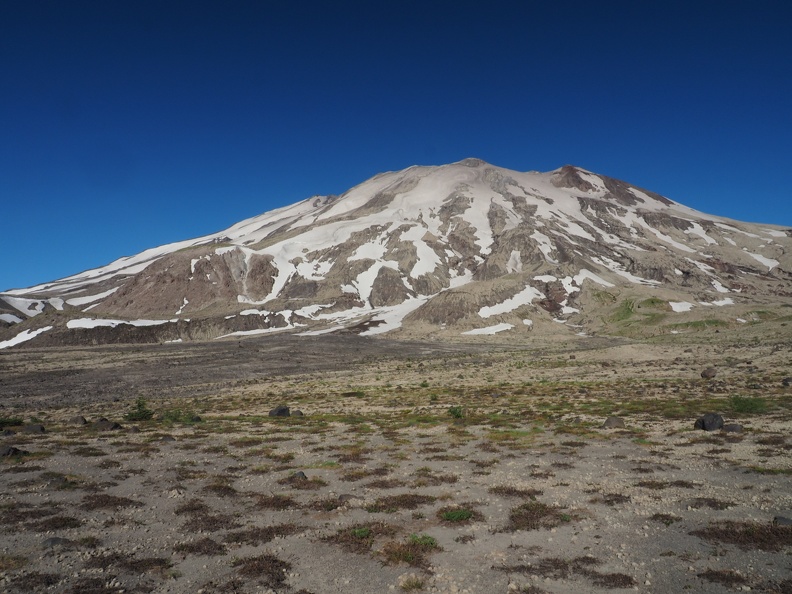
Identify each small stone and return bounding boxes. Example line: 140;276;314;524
291;471;307;480
291;409;304;417
69;416;88;425
601;417;625;429
782;377;791;387
21;424;46;434
722;424;743;433
701;367;717;380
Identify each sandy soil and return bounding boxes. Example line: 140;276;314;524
1;332;791;593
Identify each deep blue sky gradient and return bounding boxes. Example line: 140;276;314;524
2;1;791;291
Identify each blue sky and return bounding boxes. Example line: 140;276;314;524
2;1;791;291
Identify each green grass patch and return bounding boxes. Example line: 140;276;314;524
729;395;768;414
0;417;23;429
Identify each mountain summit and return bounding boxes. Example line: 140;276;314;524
2;159;790;347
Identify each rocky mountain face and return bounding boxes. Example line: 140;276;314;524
2;158;791;348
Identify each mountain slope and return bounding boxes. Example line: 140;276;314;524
2;158;791;348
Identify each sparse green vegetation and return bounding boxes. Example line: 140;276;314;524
729;395;768;414
124;397;154;422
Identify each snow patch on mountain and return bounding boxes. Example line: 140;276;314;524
479;285;543;318
0;326;53;349
462;323;514;335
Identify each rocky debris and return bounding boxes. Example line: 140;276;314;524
291;409;304;417
269;405;290;417
1;429;16;436
694;413;725;431
0;445;28;456
290;471;308;481
91;418;123;431
782;377;791;387
701;367;717;380
69;415;88;425
20;423;46;434
601;416;626;429
722;424;743;433
160;435;176;442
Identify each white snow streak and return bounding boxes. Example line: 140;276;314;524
67;318;175;329
0;326;53;349
746;252;779;271
462;323;514;335
478;285;543;318
65;287;120;306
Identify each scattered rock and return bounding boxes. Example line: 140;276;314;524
160;435;176;442
128;426;141;433
722;424;743;433
700;367;717;379
91;418;122;431
569;354;576;360
269;405;290;417
21;424;46;434
338;494;361;505
69;416;88;425
291;471;307;480
291;409;304;417
694;413;724;431
187;414;202;423
0;445;28;457
601;416;626;429
773;516;792;526
1;429;16;436
42;537;74;549
782;377;791;387
684;348;693;353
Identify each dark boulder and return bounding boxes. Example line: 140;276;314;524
601;417;626;429
773;516;792;526
91;418;122;431
291;409;304;417
69;416;88;425
694;413;724;431
42;537;74;549
0;445;28;457
701;368;717;380
268;405;290;417
21;424;46;434
782;377;791;387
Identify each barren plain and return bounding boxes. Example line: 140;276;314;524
1;325;791;593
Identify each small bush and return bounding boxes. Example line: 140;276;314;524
448;406;465;419
0;417;23;428
125;398;154;422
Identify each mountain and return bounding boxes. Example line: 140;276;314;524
2;158;791;348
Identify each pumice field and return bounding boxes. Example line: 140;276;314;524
1;328;790;593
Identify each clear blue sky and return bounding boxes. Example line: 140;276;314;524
2;1;791;291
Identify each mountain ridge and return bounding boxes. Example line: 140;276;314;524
2;159;790;348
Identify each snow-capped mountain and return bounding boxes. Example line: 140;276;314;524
2;158;791;348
